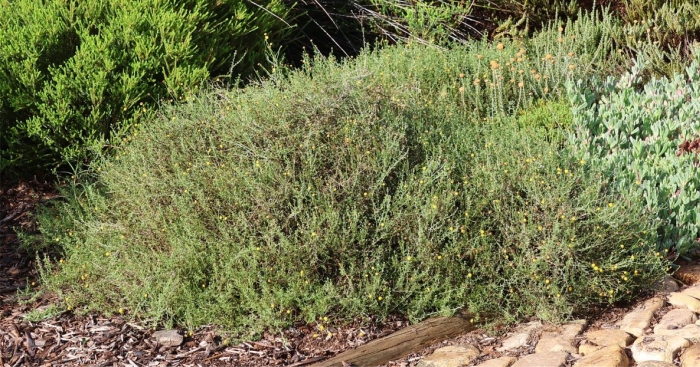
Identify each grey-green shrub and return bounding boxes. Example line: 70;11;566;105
31;41;668;338
568;59;700;256
0;0;295;174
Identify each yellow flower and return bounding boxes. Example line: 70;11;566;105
496;43;504;50
568;64;576;70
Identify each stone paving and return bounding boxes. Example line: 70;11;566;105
414;271;700;367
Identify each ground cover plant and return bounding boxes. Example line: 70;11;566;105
28;15;670;340
568;58;700;258
0;0;295;175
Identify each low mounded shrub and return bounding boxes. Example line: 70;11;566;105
0;0;295;174
568;59;700;257
31;43;668;339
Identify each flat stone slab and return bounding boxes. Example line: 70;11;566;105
474;356;517;367
654;308;697;335
668;292;700;313
497;321;542;352
152;329;183;347
416;345;480;367
682;285;700;300
573;345;629;367
636;362;676;367
585;329;634;349
658;324;700;343
681;343;700;367
630;334;690;364
615;297;664;337
534;320;586;354
511;351;569;367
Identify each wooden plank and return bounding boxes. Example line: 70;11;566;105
311;311;487;367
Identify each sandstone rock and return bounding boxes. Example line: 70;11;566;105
652;275;680;293
654;308;698;335
153;329;183;347
584;329;634;349
668;292;700;313
636;362;676;367
630;334;690;364
534;320;586;354
658;324;700;343
511;351;569;367
573;345;629;367
616;297;665;337
416;345;480;367
682;285;700;300
578;343;604;356
497;321;542;352
474;356;517;367
681;343;700;367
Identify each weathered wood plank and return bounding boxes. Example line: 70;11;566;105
312;312;486;367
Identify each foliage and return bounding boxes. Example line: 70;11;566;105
357;0;479;44
613;0;700;79
516;98;573;134
479;0;581;39
0;0;295;175
568;59;700;257
30;40;668;339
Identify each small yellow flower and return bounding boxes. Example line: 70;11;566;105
569;64;576;70
477;54;483;59
496;43;504;50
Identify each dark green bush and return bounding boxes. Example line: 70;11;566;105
0;0;295;175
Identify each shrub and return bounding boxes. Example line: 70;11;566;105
568;59;700;257
613;1;700;79
516;98;573;133
31;41;668;338
0;0;295;175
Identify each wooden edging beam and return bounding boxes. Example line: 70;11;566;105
311;312;488;367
